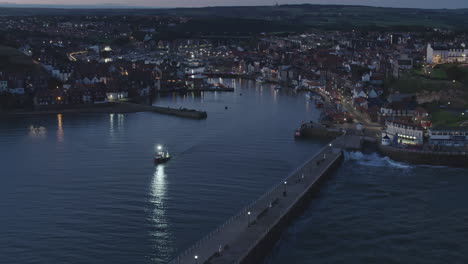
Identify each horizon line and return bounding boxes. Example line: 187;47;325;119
0;2;467;10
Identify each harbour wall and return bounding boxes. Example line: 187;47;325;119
238;151;344;264
379;145;468;168
170;138;346;264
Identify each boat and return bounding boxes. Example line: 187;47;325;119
294;129;302;138
154;145;171;164
274;85;281;90
256;77;265;83
315;99;324;108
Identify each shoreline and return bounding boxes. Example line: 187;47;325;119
298;89;468;168
0;102;208;119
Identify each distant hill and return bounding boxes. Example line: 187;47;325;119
0;45;39;74
1;4;468;30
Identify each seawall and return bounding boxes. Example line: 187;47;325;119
379;145;468;167
170;138;345;264
238;151;344;264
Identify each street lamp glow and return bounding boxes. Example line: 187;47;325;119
157;145;162;151
284;181;287;185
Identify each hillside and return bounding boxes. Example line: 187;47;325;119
0;45;40;74
1;5;468;30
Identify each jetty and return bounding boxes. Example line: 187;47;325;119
114;103;208;120
170;134;360;264
157;88;234;93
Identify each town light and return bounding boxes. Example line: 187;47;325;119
157;145;162;151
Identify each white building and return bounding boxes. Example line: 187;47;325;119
383;120;424;145
429;127;468;147
426;44;468;64
106;91;128;101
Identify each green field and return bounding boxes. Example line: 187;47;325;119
431;110;468;127
391;74;463;93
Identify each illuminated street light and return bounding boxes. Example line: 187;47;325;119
247;211;251;226
194;255;198;264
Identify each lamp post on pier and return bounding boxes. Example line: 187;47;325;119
247;211;251;227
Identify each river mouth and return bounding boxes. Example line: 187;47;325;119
3;78;467;264
0;78;324;264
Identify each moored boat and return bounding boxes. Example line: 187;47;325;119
315;99;324;108
256;77;265;83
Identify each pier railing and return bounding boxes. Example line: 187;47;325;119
169;136;345;264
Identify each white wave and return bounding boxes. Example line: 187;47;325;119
344;151;412;169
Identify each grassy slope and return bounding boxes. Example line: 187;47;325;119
431;110;468;127
0;45;40;74
391;74;463;93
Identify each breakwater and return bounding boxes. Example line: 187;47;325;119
144;105;208;120
170;136;353;264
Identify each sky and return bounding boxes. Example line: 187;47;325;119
1;0;468;9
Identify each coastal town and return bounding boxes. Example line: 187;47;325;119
3;3;468;264
1;13;468;165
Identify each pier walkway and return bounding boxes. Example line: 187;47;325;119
170;136;351;264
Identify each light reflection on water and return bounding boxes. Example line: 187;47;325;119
109;113;125;139
28;125;47;138
150;165;170;245
1;78;324;264
57;114;64;143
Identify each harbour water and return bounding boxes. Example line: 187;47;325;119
266;152;468;263
1;79;468;264
0;79;322;264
